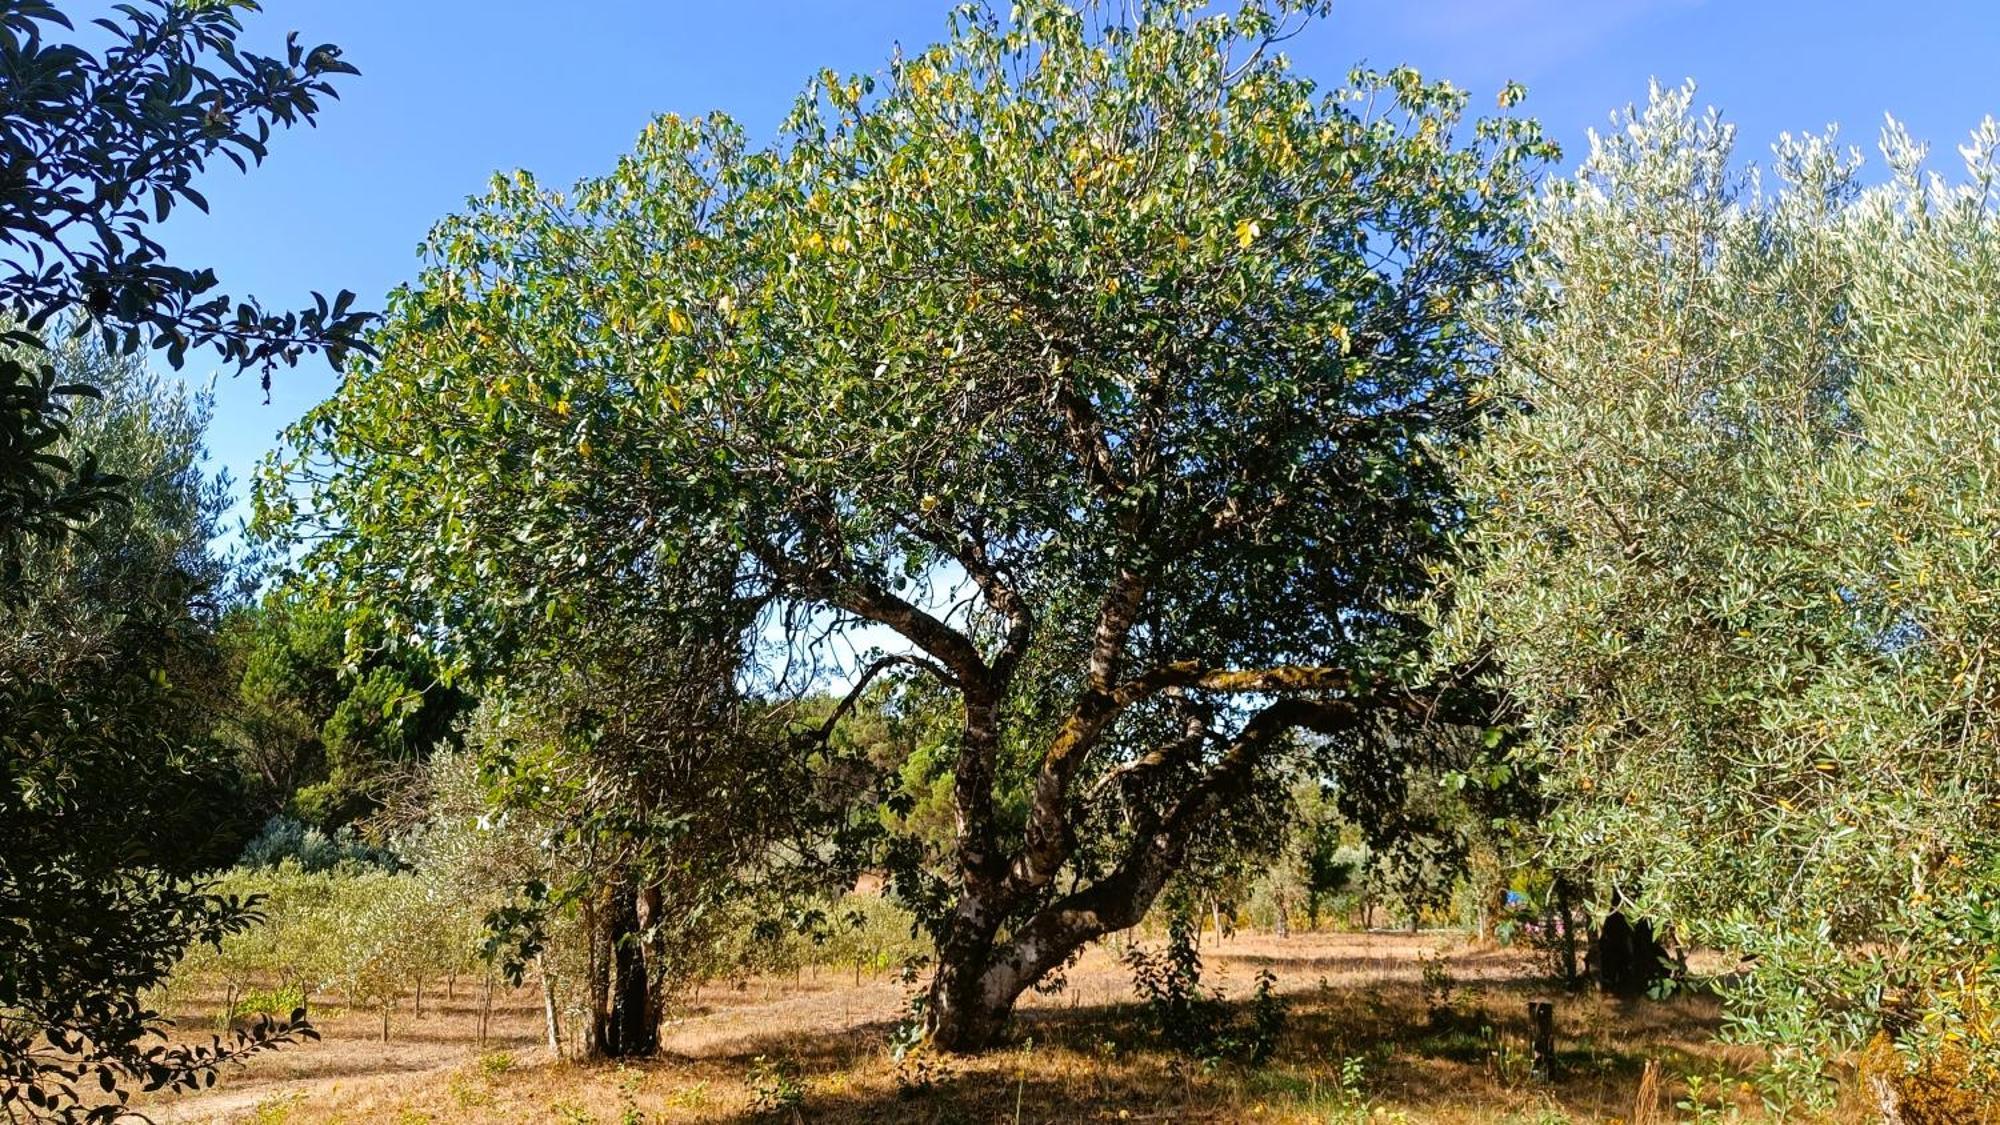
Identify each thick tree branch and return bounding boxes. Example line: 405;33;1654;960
1051;381;1131;497
986;695;1373;1002
751;539;992;690
751;534;1013;884
1009;662;1365;894
908;517;1034;687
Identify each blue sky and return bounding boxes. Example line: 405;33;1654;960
147;0;2000;509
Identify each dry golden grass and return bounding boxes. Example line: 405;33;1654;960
137;930;1884;1123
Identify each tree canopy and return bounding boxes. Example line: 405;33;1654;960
1442;84;2000;1097
0;0;365;586
267;0;1548;1050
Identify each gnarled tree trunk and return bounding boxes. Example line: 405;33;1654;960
589;875;661;1059
925;828;1183;1051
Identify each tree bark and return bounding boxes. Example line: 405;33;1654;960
539;955;562;1057
924;887;1007;1052
925;961;1014;1054
926;696;1388;1053
593;877;659;1058
926;827;1180;1051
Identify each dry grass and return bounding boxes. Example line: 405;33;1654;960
136;930;1878;1123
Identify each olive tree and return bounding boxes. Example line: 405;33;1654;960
1443;84;2000;1095
267;0;1547;1051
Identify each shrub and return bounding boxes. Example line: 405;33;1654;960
238;815;399;873
1123;909;1286;1066
746;1055;806;1117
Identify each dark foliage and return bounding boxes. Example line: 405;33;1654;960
1122;909;1286;1066
0;1;361;1116
0;0;366;584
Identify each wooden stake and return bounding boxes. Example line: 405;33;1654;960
1528;1000;1557;1081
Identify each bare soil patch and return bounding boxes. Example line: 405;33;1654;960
135;930;1865;1123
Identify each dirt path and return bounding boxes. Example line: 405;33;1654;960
139;994;549;1123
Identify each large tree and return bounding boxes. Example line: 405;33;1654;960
268;0;1546;1050
1442;86;2000;1100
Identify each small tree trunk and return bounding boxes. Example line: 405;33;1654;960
414;977;424;1019
539;956;562;1057
1552;878;1580;986
1275;894;1290;939
480;970;494;1046
602;883;657;1057
381;1001;391;1043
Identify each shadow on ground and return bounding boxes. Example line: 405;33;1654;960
674;977;1736;1124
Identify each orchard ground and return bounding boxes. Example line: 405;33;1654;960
133;929;1886;1123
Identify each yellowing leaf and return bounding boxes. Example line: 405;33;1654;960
666;308;692;335
1234;218;1261;248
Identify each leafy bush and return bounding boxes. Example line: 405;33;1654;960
746;1055;806;1117
237;816;399;873
1245;969;1287;1066
1123;909;1286;1066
